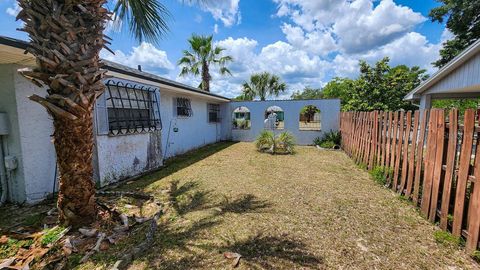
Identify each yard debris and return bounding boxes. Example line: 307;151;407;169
113;214;129;232
223;252;242;268
0;258;15;268
78;228;97;237
80;232;106;263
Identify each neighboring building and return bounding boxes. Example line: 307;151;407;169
0;36;340;204
404;39;480;108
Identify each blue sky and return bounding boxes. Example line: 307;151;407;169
0;0;448;98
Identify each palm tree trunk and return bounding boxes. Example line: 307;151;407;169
17;0;109;226
202;61;210;92
54;111;96;225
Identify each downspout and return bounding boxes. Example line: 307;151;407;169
0;136;7;206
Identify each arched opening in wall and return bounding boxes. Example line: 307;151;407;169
299;105;321;131
232;106;251;130
264;106;284;130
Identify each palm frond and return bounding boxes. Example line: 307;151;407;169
114;0;171;43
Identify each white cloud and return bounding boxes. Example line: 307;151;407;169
214;24;219;34
274;0;426;53
6;2;21;17
281;23;337;56
100;42;174;75
201;0;241;27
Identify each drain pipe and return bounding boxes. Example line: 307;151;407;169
0;136;7;206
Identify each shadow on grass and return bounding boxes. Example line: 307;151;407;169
217;234;324;269
115;141;237;191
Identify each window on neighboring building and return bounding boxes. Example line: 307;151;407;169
176;97;193;117
105;80;161;135
264;106;284;130
232;106;251;130
299;105;321;131
208;103;220;123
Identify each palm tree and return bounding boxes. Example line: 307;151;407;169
178;34;232;92
15;0;170;226
242;72;287;101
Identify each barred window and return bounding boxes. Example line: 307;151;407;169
208;104;220;123
176;97;193;117
105;80;162;135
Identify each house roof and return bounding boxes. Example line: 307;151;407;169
404;38;480;101
0;36;230;102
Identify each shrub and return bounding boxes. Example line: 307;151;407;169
313;130;341;148
255;130;275;152
276;131;295;154
319;141;335;149
255;131;295;154
370;166;388;186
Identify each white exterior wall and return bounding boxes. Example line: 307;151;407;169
160;91;223;158
223;99;341;145
95;131;162;186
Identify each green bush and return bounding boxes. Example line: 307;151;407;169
319;141;335;149
370;166;388;185
433;230;464;247
255;130;275;151
313;130;342;147
255;131;295;154
276;131;295;154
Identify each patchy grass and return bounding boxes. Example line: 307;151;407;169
370;166;389;186
433;230;465;247
2;142;479;269
41;226;66;246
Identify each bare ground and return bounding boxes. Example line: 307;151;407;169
3;142;478;269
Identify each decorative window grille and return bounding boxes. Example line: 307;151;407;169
208;103;221;123
105;80;162;135
176;97;193;117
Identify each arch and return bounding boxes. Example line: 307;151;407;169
299;105;321;131
232;106;251;130
264;105;284;130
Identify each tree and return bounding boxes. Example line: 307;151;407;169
241;72;287;101
233;92;253;101
178;34;233;92
323;58;428;112
290;87;323;100
300;105;320;123
16;0;171;226
429;0;480;67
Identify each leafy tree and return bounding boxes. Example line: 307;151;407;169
322;58;428;112
178;34;233;92
300;105;320;122
241;72;287;101
16;0;177;226
429;0;480;67
232;93;253;101
432;99;480;114
290;87;323;100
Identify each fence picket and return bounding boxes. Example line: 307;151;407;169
413;110;428;205
406;111;419;197
393;111;405;191
399;111;412;193
429;110;446;222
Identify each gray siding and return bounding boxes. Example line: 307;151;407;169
425;53;480;95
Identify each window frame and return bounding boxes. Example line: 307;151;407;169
299;105;321;131
207;103;221;123
104;80;162;136
176;97;193;117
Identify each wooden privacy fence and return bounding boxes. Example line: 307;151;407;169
340;109;480;253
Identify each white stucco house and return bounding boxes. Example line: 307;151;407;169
404;38;480;108
0;36;340;204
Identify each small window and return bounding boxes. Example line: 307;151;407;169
105;80;161;135
264;106;284;130
208;103;220;123
299;105;321;131
176;97;193;117
232;106;251;130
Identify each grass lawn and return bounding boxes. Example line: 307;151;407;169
2;142;479;269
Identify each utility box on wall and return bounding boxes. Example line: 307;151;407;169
0;112;9;135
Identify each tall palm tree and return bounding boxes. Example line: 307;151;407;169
242;72;287;101
15;0;170;226
178;34;232;92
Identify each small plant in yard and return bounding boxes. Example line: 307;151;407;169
370;166;389;186
471;250;480;262
314;130;341;149
433;230;464;247
255;131;295;154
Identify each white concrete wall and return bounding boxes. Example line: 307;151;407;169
95;131;162;186
223;99;341;145
160;91;223;158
